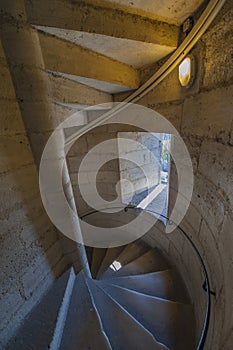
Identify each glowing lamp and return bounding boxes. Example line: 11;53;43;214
179;56;195;87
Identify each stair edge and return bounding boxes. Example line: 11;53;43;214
50;267;76;350
89;279;170;350
85;277;113;349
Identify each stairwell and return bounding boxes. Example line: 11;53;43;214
0;0;233;349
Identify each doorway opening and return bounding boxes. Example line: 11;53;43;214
118;132;171;223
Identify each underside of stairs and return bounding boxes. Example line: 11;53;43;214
7;241;196;350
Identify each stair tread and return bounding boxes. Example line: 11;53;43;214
6;268;73;350
102;270;189;303
102;248;169;279
60;271;111;350
96;246;126;278
87;278;170;350
85;246;93;267
97;282;195;350
91;248;107;278
114;240;150;267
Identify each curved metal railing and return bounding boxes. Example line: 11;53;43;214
138;207;211;350
81;205;211;350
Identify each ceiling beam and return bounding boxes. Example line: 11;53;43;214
26;0;178;48
38;32;140;89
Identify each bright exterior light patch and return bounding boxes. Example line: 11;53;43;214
179;57;192;87
110;261;122;271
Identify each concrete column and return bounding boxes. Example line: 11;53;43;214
0;0;91;277
63;156;91;277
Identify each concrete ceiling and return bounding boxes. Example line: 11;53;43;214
84;0;204;25
38;30;140;93
37;26;176;69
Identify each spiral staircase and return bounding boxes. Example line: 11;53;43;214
1;0;223;348
7;236;196;350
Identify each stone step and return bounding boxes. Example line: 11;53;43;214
101;269;189;303
102;248;169;279
96;246;126;278
87;278;170;350
91;248;108;278
97;282;195;350
113;240;150;267
6;268;75;350
60;271;112;350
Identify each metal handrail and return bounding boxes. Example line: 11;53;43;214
80;205;211;350
140;207;211;350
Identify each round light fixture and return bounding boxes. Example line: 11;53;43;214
179;55;195;88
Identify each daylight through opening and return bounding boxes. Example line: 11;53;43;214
118;132;171;223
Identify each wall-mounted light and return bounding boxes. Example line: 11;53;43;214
178;55;195;88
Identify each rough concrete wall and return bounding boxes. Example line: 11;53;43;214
0;1;115;339
118;132;161;201
0;1;94;345
0;40;68;347
115;1;233;348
